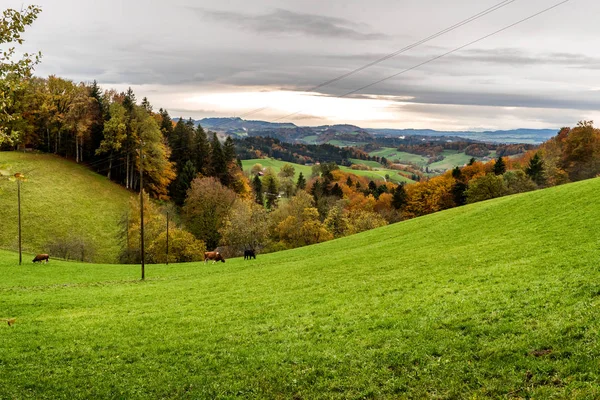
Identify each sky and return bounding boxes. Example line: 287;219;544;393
7;0;600;131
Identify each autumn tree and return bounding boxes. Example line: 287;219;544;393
219;199;270;255
0;5;42;145
503;170;537;194
392;183;407;210
465;174;508;204
183;176;237;250
96;102;127;180
146;228;206;264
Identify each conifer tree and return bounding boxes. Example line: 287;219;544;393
194;124;210;175
210;132;228;186
252;174;263;205
392;183;407;210
265;176;279;209
331;183;343;198
526;152;545;185
493;156;506;175
173;160;197;206
223;136;236;163
296;172;306;190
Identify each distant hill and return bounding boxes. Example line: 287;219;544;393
0;152;133;262
184;117;557;145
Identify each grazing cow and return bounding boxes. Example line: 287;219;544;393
244;249;256;260
32;254;50;264
204;251;225;264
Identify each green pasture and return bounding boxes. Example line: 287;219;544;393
0;152;133;263
2;178;600;398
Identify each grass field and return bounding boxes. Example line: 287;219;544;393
0;152;133;262
368;148;429;166
243;158;413;184
2;178;600;398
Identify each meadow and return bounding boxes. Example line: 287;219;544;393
0;152;133;262
2;178;600;398
242;158;413;184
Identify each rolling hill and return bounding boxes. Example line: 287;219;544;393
2;177;600;398
0;152;134;262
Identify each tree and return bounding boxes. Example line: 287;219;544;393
503;170;537;194
392;183;407;210
223;136;236;163
264;174;279;209
183;177;237;250
330;183;343;198
210;132;228;185
525;152;545;186
296;172;306;190
493;156;506;175
348;210;387;234
468;157;476;166
146;228;205;264
219;199;270;255
465;173;508;204
172;160;197;206
324;205;350;238
252;174;263;205
0;5;42;145
278;163;295;179
194;124;211;175
96;102;127;180
250;163;263;176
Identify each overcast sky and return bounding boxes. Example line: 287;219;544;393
7;0;600;130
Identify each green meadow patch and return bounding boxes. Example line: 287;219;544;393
0;152;133;262
2;178;600;398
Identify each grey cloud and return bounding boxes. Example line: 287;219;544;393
450;48;600;68
194;7;388;40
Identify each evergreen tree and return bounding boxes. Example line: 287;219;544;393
452;182;468;206
296;172;306;190
210;132;228;186
252;174;263;205
141;97;152;112
493;156;506;175
311;179;323;202
194;124;210;175
158;108;173;139
122;87;136;113
392;183;407;210
451;166;462;179
265;176;279;209
468;157;476;166
346;176;353;187
173;160;197;206
525;152;545;185
223;136;236;163
331;183;343;198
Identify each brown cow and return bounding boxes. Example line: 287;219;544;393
32;254;50;264
204;251;225;264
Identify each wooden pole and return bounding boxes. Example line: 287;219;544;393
166;211;169;265
140;141;145;280
17;179;22;266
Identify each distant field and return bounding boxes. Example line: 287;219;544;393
326;139;367;147
242;158;412;184
241;159;314;179
429;150;477;171
3;178;600;398
368;148;428;166
0;152;133;262
348;158;383;169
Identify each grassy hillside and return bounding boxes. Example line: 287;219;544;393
2;178;600;398
0;152;133;262
242;158;413;184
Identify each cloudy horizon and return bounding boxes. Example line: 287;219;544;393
7;0;600;131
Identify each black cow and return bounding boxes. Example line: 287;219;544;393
32;254;50;263
244;249;256;260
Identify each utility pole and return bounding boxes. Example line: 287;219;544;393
16;176;22;265
139;141;145;280
166;211;169;265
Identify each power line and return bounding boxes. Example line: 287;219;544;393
274;0;571;122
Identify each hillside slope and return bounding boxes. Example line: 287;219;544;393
0;152;133;262
2;178;600;398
